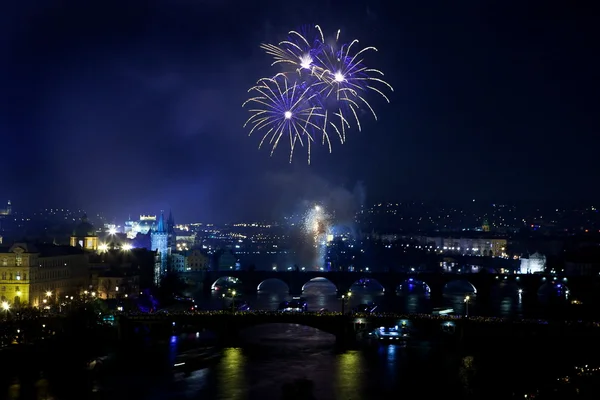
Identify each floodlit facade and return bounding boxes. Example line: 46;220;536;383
0;243;89;307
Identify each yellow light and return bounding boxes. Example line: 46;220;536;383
1;301;9;311
46;291;52;297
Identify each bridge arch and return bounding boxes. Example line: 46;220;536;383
257;278;290;292
443;279;477;295
349;277;385;292
538;281;570;296
301;277;337;293
211;276;242;291
396;278;431;294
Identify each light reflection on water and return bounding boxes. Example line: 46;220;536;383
215;348;246;400
336;351;363;399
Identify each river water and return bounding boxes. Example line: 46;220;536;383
3;280;598;399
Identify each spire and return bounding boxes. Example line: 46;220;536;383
156;211;166;233
168;209;174;226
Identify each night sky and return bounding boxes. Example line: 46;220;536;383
2;1;598;222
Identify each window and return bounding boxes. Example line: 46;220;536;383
23;273;26;281
1;272;5;280
16;255;22;266
9;273;12;280
15;272;21;281
1;258;6;266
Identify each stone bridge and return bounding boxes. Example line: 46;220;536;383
202;270;599;298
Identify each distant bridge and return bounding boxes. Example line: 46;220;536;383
201;270;599;298
117;312;600;344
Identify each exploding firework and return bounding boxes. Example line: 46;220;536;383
302;204;332;269
247;25;392;163
242;73;335;164
260;25;326;74
311;29;394;133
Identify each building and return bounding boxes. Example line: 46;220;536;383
150;211;175;284
124;215;157;239
186;249;209;272
519;252;546;274
70;214;98;251
171;253;187;272
0;242;89;307
97;271;140;300
419;236;508;257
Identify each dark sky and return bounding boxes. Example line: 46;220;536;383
1;0;598;222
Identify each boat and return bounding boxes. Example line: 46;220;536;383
370;325;410;341
278;297;308;312
173;347;220;376
432;307;454;316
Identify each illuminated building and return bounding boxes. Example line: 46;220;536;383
482;219;490;232
69;214;99;251
519;252;546;274
124;215;157;239
0;242;89;307
150;211;175;284
420;236;508;257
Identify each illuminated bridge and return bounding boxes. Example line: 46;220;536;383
117;312;599;344
202;270;599;298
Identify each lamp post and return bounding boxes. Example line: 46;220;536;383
231;290;237;312
464;295;470;317
341;291;351;314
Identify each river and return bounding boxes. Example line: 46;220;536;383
2;280;598;399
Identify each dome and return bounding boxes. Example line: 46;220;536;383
73;214;96;237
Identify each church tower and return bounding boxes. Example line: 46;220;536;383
167;210;175;251
482;218;490;232
151;211;169;285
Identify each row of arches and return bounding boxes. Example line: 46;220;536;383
212;276;571;296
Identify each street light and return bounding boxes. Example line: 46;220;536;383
1;301;9;320
464;295;471;317
341;291;351;314
231;290;237;312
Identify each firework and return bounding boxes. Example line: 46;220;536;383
311;29;394;133
302;204;332;269
242;73;333;164
260;25;326;75
246;25;392;163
